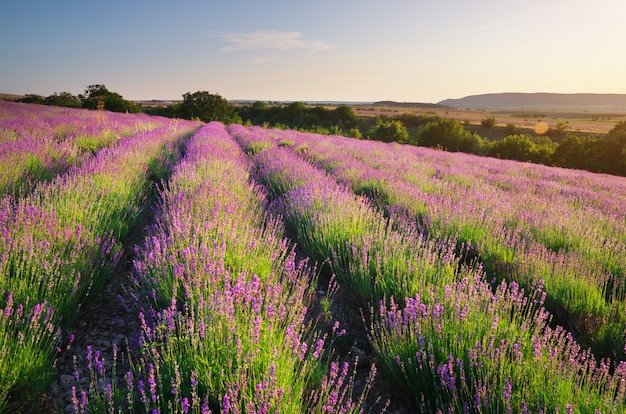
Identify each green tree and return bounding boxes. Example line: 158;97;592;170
598;120;626;175
177;91;241;123
417;117;485;154
552;135;599;170
19;94;45;104
488;134;556;164
79;84;141;113
331;105;359;129
481;116;497;129
397;112;431;127
367;119;409;143
546;122;568;141
44;92;82;108
504;123;518;136
236;101;269;125
488;134;534;161
80;84;110;110
279;102;310;127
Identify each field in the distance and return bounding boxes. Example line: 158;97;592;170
353;103;625;135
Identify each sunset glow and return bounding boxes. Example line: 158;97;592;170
2;0;626;102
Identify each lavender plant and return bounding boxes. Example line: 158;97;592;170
1;121;199;318
278;129;626;357
0;101;163;197
230;126;459;307
77;122;374;413
234;125;626;411
369;276;626;412
0;293;60;412
0;117;199;411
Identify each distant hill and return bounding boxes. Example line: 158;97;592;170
438;93;626;112
373;100;452;109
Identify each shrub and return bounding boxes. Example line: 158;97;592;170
177;91;241;124
367;119;410;143
481;116;497;129
504;123;518;135
488;134;556;164
418;117;485;154
79;84;141;113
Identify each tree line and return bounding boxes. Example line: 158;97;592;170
372;115;626;177
231;100;626;177
13;88;626;177
19;84;142;113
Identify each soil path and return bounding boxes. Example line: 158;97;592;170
40;209;153;412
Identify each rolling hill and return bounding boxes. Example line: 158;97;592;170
438;92;626;112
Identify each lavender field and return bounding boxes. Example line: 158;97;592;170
1;102;625;413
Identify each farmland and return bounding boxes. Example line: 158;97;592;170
352;104;624;140
1;101;626;412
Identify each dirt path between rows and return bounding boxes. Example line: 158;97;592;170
39;209;153;412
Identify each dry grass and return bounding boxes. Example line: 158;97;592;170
351;104;623;134
0;93;24;101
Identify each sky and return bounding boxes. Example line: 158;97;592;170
1;0;626;103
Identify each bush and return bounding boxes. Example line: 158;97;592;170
177;91;241;124
417;117;486;154
44;92;82;108
488;134;556;164
19;94;45;104
79;84;141;113
397;112;432;127
367;119;409;143
551;135;594;169
504;123;518;136
546;122;568;141
481;116;497;129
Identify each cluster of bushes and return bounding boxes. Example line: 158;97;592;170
143;91;243;124
251;102;626;176
19;84;141;113
237;101;362;135
235;101;625;177
411;116;626;176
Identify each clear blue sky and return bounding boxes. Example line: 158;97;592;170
2;0;625;103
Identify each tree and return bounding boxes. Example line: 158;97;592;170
546;122;568;141
417;117;485;154
331;105;359;129
481;116;497;129
551;134;599;170
597;120;626;175
19;94;45;104
397;112;431;127
488;134;534;161
504;123;518;136
79;84;141;113
367;119;409;143
177;91;241;123
607;120;626;145
488;134;556;164
277;101;310;127
80;84;110;110
44;92;82;108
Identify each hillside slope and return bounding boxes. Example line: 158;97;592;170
439;92;626;112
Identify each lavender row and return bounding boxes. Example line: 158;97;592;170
229;124;459;304
0;101;166;198
231;125;626;411
278;130;626;356
78;122;373;413
0;118;200;411
370;276;626;412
